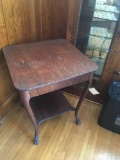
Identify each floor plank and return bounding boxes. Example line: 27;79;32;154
0;93;120;160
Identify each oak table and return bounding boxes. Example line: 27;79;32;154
3;39;97;144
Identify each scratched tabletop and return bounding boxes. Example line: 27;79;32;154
3;39;97;91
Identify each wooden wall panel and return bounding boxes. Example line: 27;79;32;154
0;0;8;48
0;54;15;105
66;0;82;44
66;0;75;41
101;21;120;94
1;0;36;44
41;0;69;40
33;0;42;41
1;0;69;43
0;0;17;120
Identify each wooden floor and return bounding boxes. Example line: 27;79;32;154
0;93;120;160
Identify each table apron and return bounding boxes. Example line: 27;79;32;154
29;73;92;98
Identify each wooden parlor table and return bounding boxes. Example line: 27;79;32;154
3;39;97;145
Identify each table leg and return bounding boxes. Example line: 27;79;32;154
75;73;93;125
19;91;39;145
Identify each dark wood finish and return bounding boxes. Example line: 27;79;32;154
0;0;70;120
20;90;74;144
75;73;93;124
41;0;69;40
0;53;15;104
66;0;82;44
3;39;97;144
30;90;75;124
66;0;75;41
101;20;120;95
19;90;39;144
75;0;96;53
3;39;97;91
63;86;103;104
29;73;91;97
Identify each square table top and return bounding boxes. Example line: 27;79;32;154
3;39;97;91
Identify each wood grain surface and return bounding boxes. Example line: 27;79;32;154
41;0;69;40
0;0;70;120
0;1;8;48
1;0;35;44
1;0;69;44
0;94;120;160
4;39;97;144
66;0;75;41
0;1;17;120
3;39;97;91
101;20;120;95
66;0;82;44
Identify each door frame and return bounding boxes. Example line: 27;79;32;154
66;0;120;103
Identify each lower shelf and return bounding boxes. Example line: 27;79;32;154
30;90;75;124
